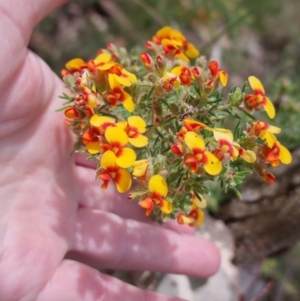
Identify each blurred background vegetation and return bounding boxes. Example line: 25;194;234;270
31;0;300;300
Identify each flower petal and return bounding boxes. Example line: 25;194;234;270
148;175;168;196
268;125;281;134
219;71;228;87
128;134;148;148
196;209;204;226
65;58;86;72
101;150;117;169
184;131;205;151
161;200;172;214
94;53;111;65
248;76;265;93
171;66;183;76
213;128;233;143
90;115;115;129
203;151;222;175
241;150;256;163
264;97;275;119
177;213;194;225
116;121;128;129
185;43;199;59
115;168;132;193
139;198;154;216
208;61;219;78
133;159;149;177
87;139;101;154
113;74;132;87
122;69;137;84
263;132;277;148
122;91;135;112
115;147;136;168
97;61;116;71
105;127;128;146
279;143;292;164
128;116;146;133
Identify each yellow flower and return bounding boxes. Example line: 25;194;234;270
171;66;194;86
108;64;137;87
107;75;134;112
213;128;256;163
65;53;115;74
152;26;199;60
139;175;172;216
94;53;116;71
103;127;136;168
98;150;132;193
208;61;228;87
90;115;116;134
184;132;222;175
248;120;281;147
262;139;292;167
245;76;275;119
123;116;148;148
177;191;206;227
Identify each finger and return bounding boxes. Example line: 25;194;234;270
36;260;187;301
0;0;68;43
68;208;220;278
76;165;194;235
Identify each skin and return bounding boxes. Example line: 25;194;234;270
0;1;220;300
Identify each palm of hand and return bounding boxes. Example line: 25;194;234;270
0;1;220;300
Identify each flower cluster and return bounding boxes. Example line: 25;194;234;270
59;26;292;226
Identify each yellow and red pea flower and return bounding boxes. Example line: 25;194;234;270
171;66;194;86
176;118;209;139
140;52;155;72
139;175;172;216
107;76;134;112
65;53;114;75
212;128;256;163
183;118;211;133
244;76;275;119
177;205;204;227
161;72;181;91
184;131;222;175
64;106;81;120
208;61;228;87
123;116;149;148
171;142;185;157
262;138;292;167
108;64;137;87
90;115;116;135
82;128;102;155
98;150;132;193
248;120;281;148
177;191;207;226
152;26;199;60
102;126;136;168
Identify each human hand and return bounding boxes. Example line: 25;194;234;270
0;1;220;300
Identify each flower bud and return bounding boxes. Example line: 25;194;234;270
145;41;156;50
229;87;243;106
140;52;155;72
171;143;184;156
155;55;166;74
64;107;80;120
